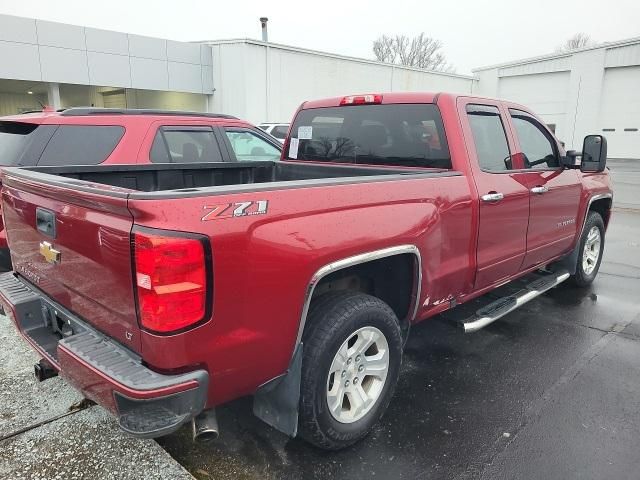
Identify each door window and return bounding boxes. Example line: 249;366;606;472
150;127;223;163
466;105;512;172
224;130;281;161
510;111;559;169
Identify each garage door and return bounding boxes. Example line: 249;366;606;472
498;71;570;141
600;67;640;159
101;89;127;109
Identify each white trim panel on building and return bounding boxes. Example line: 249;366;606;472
0;13;213;94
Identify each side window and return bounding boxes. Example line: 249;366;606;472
466;105;512;172
225;130;281;161
150;127;223;163
38;125;124;166
270;125;289;139
510;111;559;169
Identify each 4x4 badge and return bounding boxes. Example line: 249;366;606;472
39;241;61;264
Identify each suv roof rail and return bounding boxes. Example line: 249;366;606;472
59;107;238;119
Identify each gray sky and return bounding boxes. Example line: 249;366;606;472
1;0;638;74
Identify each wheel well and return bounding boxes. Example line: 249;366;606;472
589;197;612;228
310;253;418;328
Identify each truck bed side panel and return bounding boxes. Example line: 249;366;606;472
128;174;473;406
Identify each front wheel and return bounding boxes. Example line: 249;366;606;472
570;211;605;287
298;292;403;450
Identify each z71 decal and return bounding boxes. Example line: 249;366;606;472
201;200;269;221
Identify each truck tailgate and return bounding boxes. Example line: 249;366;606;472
1;174;140;353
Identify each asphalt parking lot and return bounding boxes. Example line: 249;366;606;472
0;160;637;480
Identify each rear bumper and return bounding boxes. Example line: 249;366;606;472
0;272;208;438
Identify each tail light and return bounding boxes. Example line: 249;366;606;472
133;228;211;334
340;94;383;106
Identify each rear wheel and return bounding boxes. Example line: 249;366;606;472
570;211;605;287
298;292;403;450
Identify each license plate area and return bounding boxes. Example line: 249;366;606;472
27;302;88;361
0;273;88;363
43;304;77;339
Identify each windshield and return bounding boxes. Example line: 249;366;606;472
0;122;39;166
287;103;451;169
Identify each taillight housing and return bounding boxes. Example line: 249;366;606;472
133;228;211;334
340;94;383;106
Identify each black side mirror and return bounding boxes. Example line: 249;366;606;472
580;135;607;173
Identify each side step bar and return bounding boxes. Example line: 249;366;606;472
462;269;570;333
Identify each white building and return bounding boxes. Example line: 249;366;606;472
206;39;475;125
475;37;640;158
0;14;214;115
0;13;639;158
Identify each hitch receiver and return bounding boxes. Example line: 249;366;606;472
34;359;58;382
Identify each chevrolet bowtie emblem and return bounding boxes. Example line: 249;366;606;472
39;241;61;264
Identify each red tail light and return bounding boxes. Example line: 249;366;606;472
133;228;210;333
340;94;383;106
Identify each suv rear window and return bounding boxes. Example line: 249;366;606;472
38;125;124;166
0;122;40;166
287;104;451;169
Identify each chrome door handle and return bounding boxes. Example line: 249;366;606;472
531;186;549;194
481;192;504;202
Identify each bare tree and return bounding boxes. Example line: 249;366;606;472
373;33;454;72
555;33;595;52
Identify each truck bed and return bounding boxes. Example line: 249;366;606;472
5;161;454;198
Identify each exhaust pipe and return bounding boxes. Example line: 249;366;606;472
192;409;219;442
34;359;58;382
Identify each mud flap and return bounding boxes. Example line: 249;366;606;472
253;343;302;437
556;241;580;275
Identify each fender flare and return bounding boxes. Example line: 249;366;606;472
558;193;612;274
253;244;422;436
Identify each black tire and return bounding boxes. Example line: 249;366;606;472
298;291;403;450
570;211;605;287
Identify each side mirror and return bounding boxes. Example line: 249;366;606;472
561;150;578;168
580;135;607;173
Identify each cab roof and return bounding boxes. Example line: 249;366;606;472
301;92;442;109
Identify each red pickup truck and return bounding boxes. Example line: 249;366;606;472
0;108;282;269
0;92;612;450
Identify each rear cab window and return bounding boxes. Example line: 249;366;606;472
286;103;451;169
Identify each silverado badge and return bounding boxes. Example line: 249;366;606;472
39;241;61;264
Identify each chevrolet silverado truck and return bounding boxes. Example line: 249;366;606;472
0;92;611;450
0;108;281;270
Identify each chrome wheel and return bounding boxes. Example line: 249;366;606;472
582;226;601;275
326;326;389;424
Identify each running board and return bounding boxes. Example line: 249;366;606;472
461;269;570;333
